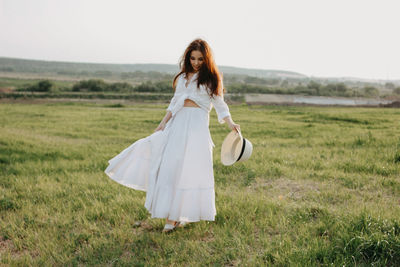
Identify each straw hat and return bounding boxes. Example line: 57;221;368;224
221;130;253;166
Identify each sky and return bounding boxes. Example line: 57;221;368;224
1;0;399;80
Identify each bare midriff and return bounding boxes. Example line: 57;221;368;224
183;99;200;108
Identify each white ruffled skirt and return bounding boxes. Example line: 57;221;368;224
104;107;216;222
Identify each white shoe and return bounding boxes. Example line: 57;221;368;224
177;221;188;227
162;222;179;233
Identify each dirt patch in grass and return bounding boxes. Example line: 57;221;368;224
0;236;14;253
0;236;39;260
247;177;322;200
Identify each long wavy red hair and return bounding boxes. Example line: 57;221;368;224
172;39;224;97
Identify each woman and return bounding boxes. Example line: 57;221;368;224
104;38;240;233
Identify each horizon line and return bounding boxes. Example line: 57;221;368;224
1;55;399;82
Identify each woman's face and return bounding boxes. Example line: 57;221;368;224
189;50;204;72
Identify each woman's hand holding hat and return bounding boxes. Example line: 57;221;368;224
223;116;240;133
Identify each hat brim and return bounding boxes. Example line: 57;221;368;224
221;130;243;166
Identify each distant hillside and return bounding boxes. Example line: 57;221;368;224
2;56;400;99
0;57;306;80
1;57;400;91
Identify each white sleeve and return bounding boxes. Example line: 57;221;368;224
166;76;182;112
211;93;231;124
166;93;178;112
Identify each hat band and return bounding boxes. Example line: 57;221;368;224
236;139;246;162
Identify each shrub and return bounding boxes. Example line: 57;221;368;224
27;80;53;92
108;82;134;92
72;79;107;92
363;86;379;97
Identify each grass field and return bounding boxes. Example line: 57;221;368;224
1;101;399;266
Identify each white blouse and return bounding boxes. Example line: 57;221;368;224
166;72;231;123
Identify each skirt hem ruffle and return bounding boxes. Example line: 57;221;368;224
145;186;216;223
104;170;147;192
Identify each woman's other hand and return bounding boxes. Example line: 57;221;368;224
154;122;166;132
155;111;172;132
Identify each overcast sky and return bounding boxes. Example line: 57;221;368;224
1;0;399;80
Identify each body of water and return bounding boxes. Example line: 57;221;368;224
244;94;393;106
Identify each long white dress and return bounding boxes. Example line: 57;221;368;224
104;72;231;222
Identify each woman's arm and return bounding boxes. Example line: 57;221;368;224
223;115;240;133
154;111;172;132
211;95;241;132
156;77;180;132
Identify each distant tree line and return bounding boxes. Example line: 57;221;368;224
54;69;174;81
0;67;14;72
16;78;400;98
19;79;173;93
227;81;382;97
72;79;172;93
72;79;133;92
293;81;381;97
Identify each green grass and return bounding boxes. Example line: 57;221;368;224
1;102;400;266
